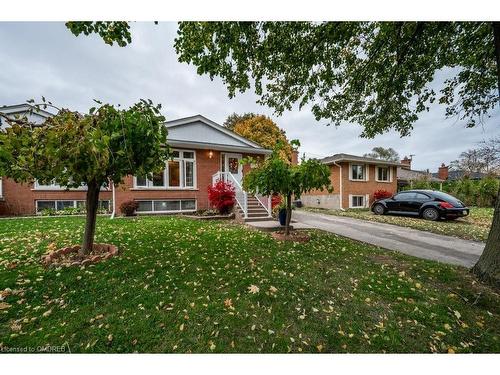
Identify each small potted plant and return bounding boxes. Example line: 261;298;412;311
120;200;139;217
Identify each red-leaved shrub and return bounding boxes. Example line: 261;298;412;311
207;180;236;214
271;194;282;208
374;189;393;200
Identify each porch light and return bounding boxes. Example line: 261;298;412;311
208;150;213;159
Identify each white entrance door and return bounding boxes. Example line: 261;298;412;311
222;153;243;185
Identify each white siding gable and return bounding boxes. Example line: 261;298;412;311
0;104;52;130
167;121;251;147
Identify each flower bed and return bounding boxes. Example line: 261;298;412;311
183;209;234;220
271;230;310;243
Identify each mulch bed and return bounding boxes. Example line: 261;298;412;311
271;230;311;243
41;243;119;267
183;213;235;220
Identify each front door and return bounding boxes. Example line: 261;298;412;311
222;153;243;185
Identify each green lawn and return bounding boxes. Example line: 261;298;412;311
0;216;498;353
302;207;493;242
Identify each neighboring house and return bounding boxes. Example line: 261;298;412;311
432;163;493;181
397;156;444;190
301;153;402;210
0;104;272;220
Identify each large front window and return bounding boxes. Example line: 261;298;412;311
34;180;87;190
135;149;196;189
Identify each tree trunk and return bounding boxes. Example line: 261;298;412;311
81;179;100;256
472;185;500;287
471;22;500;287
285;193;292;236
493;22;500;99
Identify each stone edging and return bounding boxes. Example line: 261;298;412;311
41;243;119;267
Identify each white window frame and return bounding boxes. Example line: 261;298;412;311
135;199;197;214
133;149;197;190
33;180;87;191
375;166;392;182
349;194;369;209
0;177;3;198
33;180;110;191
349;163;368;181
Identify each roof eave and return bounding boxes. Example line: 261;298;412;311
323;158;404;167
167;139;272;155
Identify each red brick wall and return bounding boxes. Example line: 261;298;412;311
0;178;34;215
0;178;112;216
341;163;397;208
0;148;262;216
302;164;341;196
301;162;397;209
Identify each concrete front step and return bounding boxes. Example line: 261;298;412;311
243;216;272;222
237;210;269;217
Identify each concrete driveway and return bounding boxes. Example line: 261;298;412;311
293;210;485;268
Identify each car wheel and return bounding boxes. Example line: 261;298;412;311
373;204;385;215
422;207;439;221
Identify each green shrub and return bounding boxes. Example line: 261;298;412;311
402;176;498;207
478;176;499;207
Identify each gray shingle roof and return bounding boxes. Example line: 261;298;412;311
398;167;443;182
431;170;490;181
320;153;404;166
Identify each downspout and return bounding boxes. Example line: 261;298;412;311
333;161;345;211
110;183;116;219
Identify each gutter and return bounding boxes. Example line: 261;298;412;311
110;183;116;219
332;161;345;211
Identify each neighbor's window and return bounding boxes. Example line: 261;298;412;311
377;166;390;181
351;195;365;208
135;149;195;189
351;164;365;181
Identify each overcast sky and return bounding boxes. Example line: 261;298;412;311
1;22;499;171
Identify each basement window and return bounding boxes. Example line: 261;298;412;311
350;195;366;208
135;199;196;213
36;200;110;213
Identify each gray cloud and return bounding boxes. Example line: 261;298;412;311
1;22;499;172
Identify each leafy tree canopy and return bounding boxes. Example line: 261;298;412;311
363;147;400;162
66;21;132;47
231;114;293;162
175;22;499;138
0;99;169;254
0;100;168;187
243;141;332;234
223;112;256;130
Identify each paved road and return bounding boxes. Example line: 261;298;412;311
293;210;485;268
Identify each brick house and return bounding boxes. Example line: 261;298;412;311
0;105;272;219
301;153;402;210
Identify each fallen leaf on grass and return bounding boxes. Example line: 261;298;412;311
0;302;11;310
248;285;260;294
